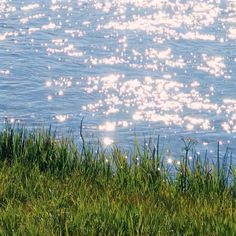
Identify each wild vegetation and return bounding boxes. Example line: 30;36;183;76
0;124;235;235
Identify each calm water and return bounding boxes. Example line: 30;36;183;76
1;0;236;156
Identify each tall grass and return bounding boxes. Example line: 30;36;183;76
0;124;235;235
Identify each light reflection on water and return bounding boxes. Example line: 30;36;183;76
0;0;236;155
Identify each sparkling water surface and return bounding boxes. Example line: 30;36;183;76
1;0;236;157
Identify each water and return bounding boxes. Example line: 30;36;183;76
0;0;236;156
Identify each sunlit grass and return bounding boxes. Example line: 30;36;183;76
0;124;235;235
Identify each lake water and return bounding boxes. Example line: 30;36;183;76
0;0;236;157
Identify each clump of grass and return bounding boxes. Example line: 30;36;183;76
0;124;235;235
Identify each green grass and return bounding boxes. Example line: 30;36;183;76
0;124;235;235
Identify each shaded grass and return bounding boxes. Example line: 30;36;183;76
0;125;235;235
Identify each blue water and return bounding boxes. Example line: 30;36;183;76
0;0;236;158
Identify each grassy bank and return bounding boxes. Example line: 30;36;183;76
0;125;235;235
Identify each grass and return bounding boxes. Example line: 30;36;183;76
0;124;235;235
